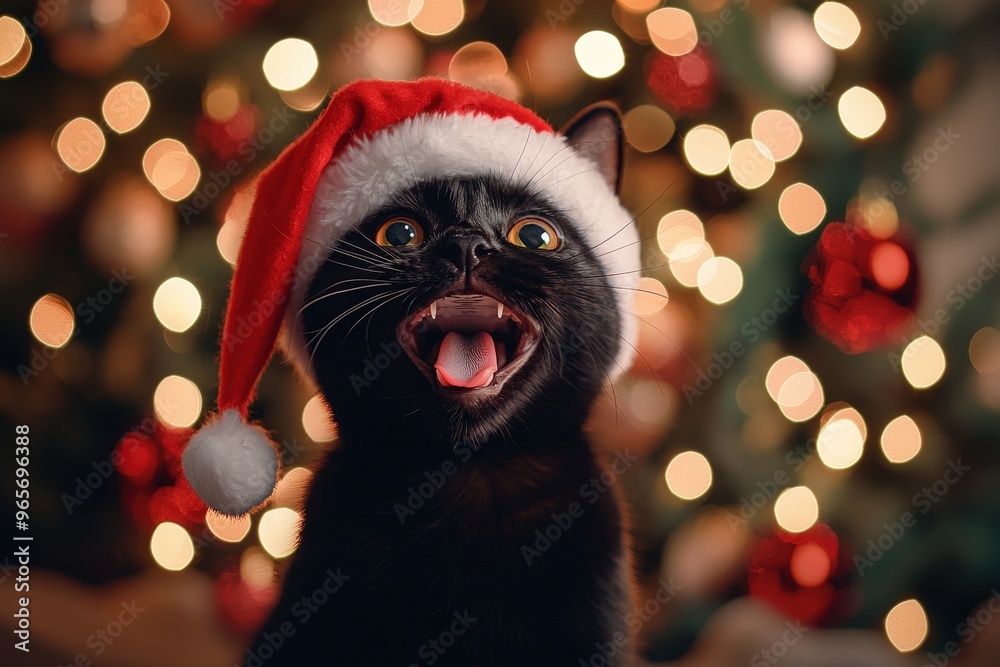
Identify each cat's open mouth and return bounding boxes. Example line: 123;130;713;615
398;292;540;394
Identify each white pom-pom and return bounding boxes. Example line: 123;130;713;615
182;409;279;516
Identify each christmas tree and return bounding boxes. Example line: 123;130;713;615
2;0;999;665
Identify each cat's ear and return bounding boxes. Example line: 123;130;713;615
558;103;624;194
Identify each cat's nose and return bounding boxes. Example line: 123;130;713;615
441;230;494;273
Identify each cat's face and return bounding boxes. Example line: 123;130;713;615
300;111;629;448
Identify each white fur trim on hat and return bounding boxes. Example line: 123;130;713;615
285;112;640;380
182;409;279;516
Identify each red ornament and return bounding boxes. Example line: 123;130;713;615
748;524;849;626
802;223;919;353
645;48;717;116
115;421;206;532
116;433;160;487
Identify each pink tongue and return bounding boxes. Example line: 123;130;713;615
434;331;498;388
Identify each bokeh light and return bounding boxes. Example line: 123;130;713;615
302;395;337;442
880;415;922;464
871;242;910;291
647;8;698;57
683;125;730;176
751;110;802;162
143;139;201;201
271;467;314;510
817;410;866;469
150;521;195;571
240;547;275;589
29;294;75;349
368;0;420;26
205;510;252;543
203;78;242;122
901;336;946;389
217;183;255;265
696;257;743;305
729;139;776;189
633;277;669;317
153;375;202;428
153;277;202;333
83;176;176;276
823;405;868;441
766;356;809;401
839;86;887;139
55;118;106;173
0;16;26;64
668;239;715;288
885;599;929;653
618;0;659;11
766;356;824;422
258;507;301;559
623;105;675;153
779;183;826;235
856;190;901;239
665;451;713;500
763;8;835;94
262;38;318;91
790;542;831;587
656;210;705;258
217;219;246;266
449;41;508;87
574;31;625;79
813;2;861;50
411;0;464;36
777;372;825;422
774;486;819;533
122;0;170;46
280;79;330;112
0;15;31;78
102;81;151;134
968;327;1000;374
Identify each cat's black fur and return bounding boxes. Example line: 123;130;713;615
248;109;637;667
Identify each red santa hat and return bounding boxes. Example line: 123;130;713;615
182;78;640;516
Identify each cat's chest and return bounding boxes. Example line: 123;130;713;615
310;449;603;566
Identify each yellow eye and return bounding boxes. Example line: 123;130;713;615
375;217;424;247
507;218;560;251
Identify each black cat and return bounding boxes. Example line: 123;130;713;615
247;107;639;667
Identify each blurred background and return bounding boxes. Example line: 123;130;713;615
1;0;1000;665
